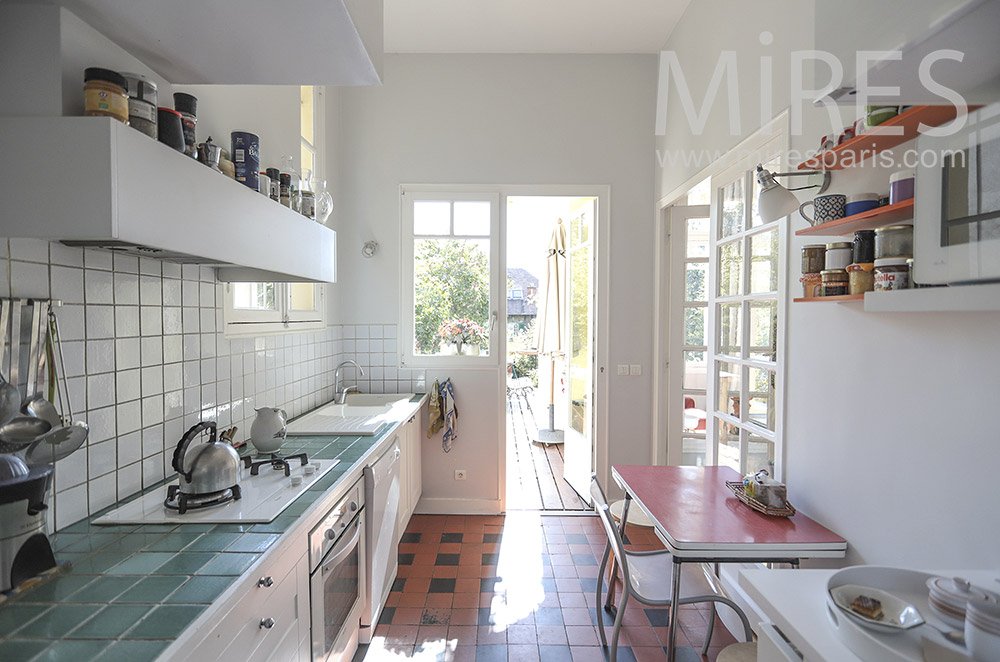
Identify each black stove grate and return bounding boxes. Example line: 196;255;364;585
242;452;309;477
164;484;242;515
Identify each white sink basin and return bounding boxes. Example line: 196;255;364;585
344;393;415;407
314;403;391;418
285;394;418;437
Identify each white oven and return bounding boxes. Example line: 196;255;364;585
310;479;366;662
915;102;1000;284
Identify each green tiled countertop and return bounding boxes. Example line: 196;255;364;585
0;394;426;662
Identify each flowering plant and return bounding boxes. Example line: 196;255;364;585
438;318;486;344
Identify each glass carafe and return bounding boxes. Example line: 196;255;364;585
315;179;334;225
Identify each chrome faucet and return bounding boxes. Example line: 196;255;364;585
334;360;365;403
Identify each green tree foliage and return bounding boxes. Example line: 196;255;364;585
414;239;490;353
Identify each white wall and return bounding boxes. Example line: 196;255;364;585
657;0;1000;568
334;54;657;510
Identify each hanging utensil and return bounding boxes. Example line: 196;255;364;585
1;301;54;450
0;301;21;428
24;304;59;427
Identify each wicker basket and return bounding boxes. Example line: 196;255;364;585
725;480;796;517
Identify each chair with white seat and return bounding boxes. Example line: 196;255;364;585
590;473;755;662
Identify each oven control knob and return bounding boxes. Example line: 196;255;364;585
349;501;358;512
325;528;337;540
257;576;274;588
260;617;276;630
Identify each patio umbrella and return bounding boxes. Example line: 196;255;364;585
535;219;566;444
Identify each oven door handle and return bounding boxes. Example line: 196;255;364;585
321;518;361;576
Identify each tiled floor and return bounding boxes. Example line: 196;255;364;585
355;513;738;662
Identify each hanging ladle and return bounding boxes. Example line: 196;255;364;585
0;300;22;428
0;302;52;450
23;303;60;427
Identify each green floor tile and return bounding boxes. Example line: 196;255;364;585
197;552;259;576
15;604;101;638
0;603;49;635
70;604;153;639
126;604;205;639
105;552;176;575
164;576;236;604
184;532;241;552
145;533;204;552
0;639;51;661
225;533;280;553
153;552;216;575
19;574;96;603
94;639;170;662
33;638;110;662
69;576;141;603
113;575;187;604
67;552;130;575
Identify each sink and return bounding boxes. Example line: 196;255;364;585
344;393;415;407
313;403;391;418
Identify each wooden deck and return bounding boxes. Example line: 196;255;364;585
506;387;588;511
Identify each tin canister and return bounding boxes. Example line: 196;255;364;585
231;131;260;191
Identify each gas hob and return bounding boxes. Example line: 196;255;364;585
93;459;339;525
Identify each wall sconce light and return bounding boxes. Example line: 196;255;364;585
362;240;379;258
756;165;831;223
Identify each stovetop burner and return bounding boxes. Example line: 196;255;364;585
242;452;309;477
165;484;242;515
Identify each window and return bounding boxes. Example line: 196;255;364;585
401;189;499;366
509;289;523;299
300;85;316;179
708;154;784;477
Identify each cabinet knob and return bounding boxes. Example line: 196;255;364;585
257;576;274;588
325;528;337;540
260;617;276;630
349;501;358;512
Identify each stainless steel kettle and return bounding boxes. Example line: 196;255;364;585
171;422;241;495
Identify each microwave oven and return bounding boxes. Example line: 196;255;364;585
914;102;1000;284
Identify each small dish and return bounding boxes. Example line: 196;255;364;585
830;584;925;633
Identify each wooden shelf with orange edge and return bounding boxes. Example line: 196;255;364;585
796;105;970;172
795;198;914;237
792;294;865;304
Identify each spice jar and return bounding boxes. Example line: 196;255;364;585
279;173;292;207
800;273;822;298
853;230;875;264
121;73;157;139
84;68;129;124
875;224;913;258
825;242;853;270
820;269;849;296
801;244;825;275
156;108;185;152
173;93;198;157
266;168;281;202
300;190;316;220
874;258;910;291
846;263;875;295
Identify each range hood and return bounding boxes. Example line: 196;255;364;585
0;117;336;283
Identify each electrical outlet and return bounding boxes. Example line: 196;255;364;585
617;365;629;376
630;364;642;376
455;470;467;481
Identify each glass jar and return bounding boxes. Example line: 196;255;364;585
121;73;157;139
800;273;822;298
84;68;129;124
846;263;875;294
820;269;849;296
875;224;913;258
825;242;853;270
315;180;334;225
853;230;875;264
801;244;825;275
874;258;910;291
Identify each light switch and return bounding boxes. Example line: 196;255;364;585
629;364;642;376
617;365;629;376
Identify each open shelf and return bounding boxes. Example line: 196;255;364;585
797;106;966;171
795;199;914;237
864;284;1000;313
793;294;864;304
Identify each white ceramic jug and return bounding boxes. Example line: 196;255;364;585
250;407;287;454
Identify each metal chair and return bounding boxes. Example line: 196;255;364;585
590;473;754;662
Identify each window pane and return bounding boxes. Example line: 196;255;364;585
747;432;775;476
718;240;743;297
288;283;315;312
232;283;276;311
682;395;707;432
716;361;741;419
716;417;740;473
750;229;779;294
686;176;711;205
569;244;591;436
685;263;707;302
684;307;705;347
454;201;491;236
300;146;314;179
300;86;314;145
717;303;742;357
749;300;777;362
414;238;491;356
686;217;710;258
414;201;451;235
747;367;776;432
721;176;745;238
571;203;593;244
683;351;706;390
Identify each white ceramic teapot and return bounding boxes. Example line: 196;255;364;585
250;407;287;454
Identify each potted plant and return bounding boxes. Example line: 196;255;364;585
437;318;486;355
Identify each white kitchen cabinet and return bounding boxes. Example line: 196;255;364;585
397;412;423;541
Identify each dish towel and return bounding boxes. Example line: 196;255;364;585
427;380;443;437
439;378;458;452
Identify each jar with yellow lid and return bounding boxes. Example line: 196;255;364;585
84;67;129;124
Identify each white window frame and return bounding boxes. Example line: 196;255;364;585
400;186;501;369
224;283;326;336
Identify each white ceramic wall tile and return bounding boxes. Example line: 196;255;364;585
85;305;115;339
9;238;49;263
114;272;139;305
50;244;84;268
114;306;140;337
51;266;85;304
118;430;142;466
10;261;49;298
140;336;162;367
87;339;116;374
114;337;140;371
85;269;114;305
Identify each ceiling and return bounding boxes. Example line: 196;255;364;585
383;0;692;54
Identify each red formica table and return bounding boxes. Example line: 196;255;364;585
611;465;846;662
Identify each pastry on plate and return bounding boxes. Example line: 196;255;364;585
850;595;884;620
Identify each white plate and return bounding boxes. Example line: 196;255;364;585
830;584;926;633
